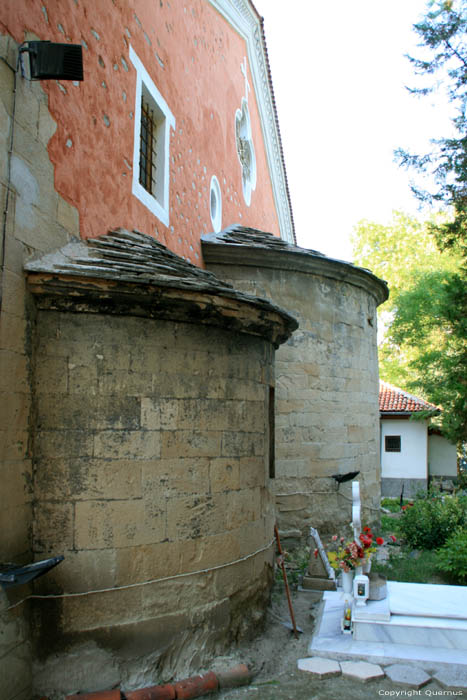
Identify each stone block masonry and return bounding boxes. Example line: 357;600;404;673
0;34;81;700
11;226;296;697
32;310;273;571
202;227;388;540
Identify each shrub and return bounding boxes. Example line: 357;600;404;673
436;527;467;584
457;468;467;491
398;494;467;549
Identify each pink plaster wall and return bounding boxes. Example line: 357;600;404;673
1;0;281;264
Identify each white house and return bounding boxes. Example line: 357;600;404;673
379;381;458;497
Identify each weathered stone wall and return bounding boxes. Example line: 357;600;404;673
381;478;427;499
30;310;275;696
203;233;387;541
0;34;79;700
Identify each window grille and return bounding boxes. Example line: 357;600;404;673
139;96;157;194
385;435;401;452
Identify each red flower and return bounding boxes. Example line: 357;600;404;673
376;537;384;546
401;505;407;511
314;548;318;559
363;526;372;533
389;535;397;542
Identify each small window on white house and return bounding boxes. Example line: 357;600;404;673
385;435;401;452
129;46;175;227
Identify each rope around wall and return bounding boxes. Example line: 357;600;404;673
5;538;276;612
274;490;382;513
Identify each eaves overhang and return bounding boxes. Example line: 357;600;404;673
24;228;298;348
202;226;389;307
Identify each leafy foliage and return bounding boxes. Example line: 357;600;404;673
397;492;467;549
352;212;466;443
394;0;467;255
388;268;467;442
435;527;467;583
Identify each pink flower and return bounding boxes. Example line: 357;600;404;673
332;535;338;541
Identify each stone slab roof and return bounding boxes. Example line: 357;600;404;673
24;228;298;347
202;226;389;307
379;380;439;415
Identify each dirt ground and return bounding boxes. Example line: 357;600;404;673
209;584;466;699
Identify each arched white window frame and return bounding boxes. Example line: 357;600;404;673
209;175;222;233
235;97;256;206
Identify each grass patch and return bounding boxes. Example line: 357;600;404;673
372;547;449;584
381;497;411;513
380;514;403;540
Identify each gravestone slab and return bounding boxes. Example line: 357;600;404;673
302;527;336;591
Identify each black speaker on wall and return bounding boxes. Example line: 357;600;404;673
26;41;83;81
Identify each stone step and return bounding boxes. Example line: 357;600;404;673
352;580;467;651
353;614;467;649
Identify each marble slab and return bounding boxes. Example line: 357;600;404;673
353;617;467;649
310;586;467;669
387;581;467;620
309;632;467;669
352;596;390;622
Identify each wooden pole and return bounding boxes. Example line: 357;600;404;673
274;524;299;639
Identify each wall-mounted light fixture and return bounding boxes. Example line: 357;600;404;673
21;41;83;81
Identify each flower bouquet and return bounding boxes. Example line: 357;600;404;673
317;526;396;574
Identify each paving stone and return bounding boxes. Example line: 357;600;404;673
340;660;385;683
297;657;341;679
384;664;431;689
433;668;467;690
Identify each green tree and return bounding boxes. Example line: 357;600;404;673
395;0;467;255
388;269;467;443
351;212;466;444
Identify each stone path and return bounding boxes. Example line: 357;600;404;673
297;656;467;690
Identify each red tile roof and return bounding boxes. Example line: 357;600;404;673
379;381;439;414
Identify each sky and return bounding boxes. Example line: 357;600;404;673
253;0;453;262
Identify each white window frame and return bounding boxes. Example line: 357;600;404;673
210;175;222;233
129;45;175;227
